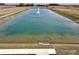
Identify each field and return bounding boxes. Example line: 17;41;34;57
48;6;79;23
0;6;79;55
0;35;79;43
0;7;29;25
0;43;79;55
0;35;78;54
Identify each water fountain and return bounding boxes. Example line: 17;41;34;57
36;8;40;15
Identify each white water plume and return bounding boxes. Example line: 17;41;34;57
36;8;40;15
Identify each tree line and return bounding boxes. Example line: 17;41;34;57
0;3;79;7
0;3;59;7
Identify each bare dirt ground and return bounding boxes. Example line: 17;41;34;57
0;7;29;25
0;43;79;55
0;35;79;54
48;6;79;23
51;6;79;14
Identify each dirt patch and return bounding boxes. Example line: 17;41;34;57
48;6;79;23
0;7;29;25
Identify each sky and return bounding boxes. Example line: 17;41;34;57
0;0;79;3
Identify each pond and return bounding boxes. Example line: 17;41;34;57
0;9;79;43
0;9;79;36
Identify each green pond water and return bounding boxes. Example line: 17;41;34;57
0;9;79;36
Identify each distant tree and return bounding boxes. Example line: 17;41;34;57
72;5;79;7
0;3;5;6
19;3;25;7
49;4;59;6
36;4;44;6
16;3;34;7
24;3;34;6
29;3;34;6
35;4;48;7
16;3;26;7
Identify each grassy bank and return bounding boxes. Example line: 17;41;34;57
0;43;79;54
0;7;29;19
0;7;29;25
54;11;79;22
48;6;79;23
0;35;79;44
